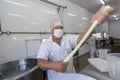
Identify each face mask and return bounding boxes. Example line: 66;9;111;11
54;29;64;38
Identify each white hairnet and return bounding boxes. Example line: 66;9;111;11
50;19;63;29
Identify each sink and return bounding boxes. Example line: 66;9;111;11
0;59;37;80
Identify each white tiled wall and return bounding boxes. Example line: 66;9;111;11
0;0;93;64
2;35;26;61
0;34;50;64
109;21;120;38
49;0;92;32
78;44;90;56
0;0;58;32
26;39;42;57
0;36;5;64
95;21;109;33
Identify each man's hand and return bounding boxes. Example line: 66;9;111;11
53;61;68;73
37;59;68;72
91;5;113;24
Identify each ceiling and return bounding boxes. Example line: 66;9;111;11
69;0;120;21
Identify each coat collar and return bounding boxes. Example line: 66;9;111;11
48;36;65;47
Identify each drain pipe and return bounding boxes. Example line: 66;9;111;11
0;21;3;35
40;0;67;9
39;0;67;13
1;31;80;35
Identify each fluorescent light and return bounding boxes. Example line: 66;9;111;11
99;0;105;4
31;22;39;25
68;13;76;17
13;37;17;40
81;17;88;20
43;10;56;14
92;33;102;38
115;18;119;20
4;0;29;7
113;15;117;18
8;13;26;18
78;24;82;27
42;39;47;42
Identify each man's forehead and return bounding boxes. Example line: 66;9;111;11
54;25;63;28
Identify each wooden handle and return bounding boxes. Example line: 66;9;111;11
64;21;99;62
58;21;99;75
64;5;113;62
59;5;113;75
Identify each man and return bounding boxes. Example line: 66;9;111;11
37;5;112;80
87;36;96;58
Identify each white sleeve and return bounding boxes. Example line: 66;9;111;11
68;35;79;48
37;42;49;60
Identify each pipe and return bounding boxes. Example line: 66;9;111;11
39;0;67;13
0;21;3;35
3;31;50;35
0;21;1;31
65;32;81;34
1;31;80;35
40;0;67;9
2;31;51;35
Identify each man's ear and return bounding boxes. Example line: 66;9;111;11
51;28;54;33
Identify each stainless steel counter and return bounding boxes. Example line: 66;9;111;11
0;59;38;80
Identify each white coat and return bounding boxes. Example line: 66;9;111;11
87;36;96;58
37;35;78;80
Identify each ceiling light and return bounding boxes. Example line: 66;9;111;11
68;13;76;17
31;22;39;25
99;0;105;5
78;24;82;27
13;37;17;40
8;13;26;18
113;15;117;18
115;18;119;20
4;0;29;8
81;17;88;20
43;10;56;14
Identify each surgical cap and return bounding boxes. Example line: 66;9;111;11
50;19;63;29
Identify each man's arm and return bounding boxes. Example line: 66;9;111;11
37;59;68;72
77;5;112;45
77;25;92;45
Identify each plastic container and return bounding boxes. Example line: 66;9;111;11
107;55;120;80
88;58;108;72
98;49;108;60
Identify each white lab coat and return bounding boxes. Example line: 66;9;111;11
87;36;96;58
37;35;78;80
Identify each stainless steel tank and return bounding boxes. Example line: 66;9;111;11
0;59;42;80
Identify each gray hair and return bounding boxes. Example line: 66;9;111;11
50;19;63;29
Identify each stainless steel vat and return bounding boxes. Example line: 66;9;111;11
0;59;42;80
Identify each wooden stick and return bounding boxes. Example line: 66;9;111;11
58;21;99;75
64;20;99;62
59;5;112;75
64;5;113;62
